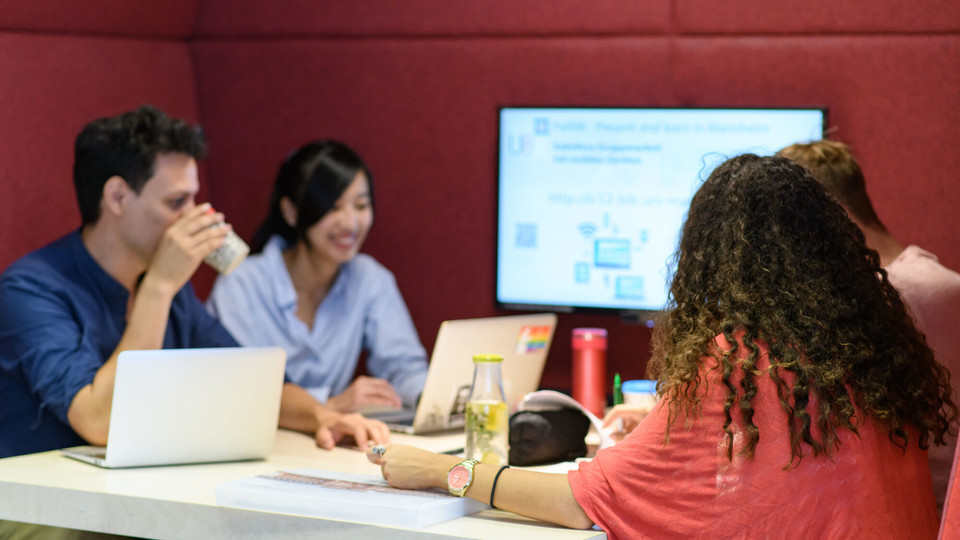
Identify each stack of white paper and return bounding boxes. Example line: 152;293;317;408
216;469;486;528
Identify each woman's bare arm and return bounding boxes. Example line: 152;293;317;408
371;444;593;530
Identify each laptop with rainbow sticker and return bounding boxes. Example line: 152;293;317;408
364;313;557;434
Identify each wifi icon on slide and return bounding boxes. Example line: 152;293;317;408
578;222;597;239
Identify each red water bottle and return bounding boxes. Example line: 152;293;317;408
572;328;608;418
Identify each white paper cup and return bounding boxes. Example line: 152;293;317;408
204;227;249;274
622;379;657;408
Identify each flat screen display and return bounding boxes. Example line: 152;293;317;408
496;107;826;322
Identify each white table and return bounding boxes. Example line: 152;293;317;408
0;429;606;539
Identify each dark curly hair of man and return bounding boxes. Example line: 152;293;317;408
73;104;207;226
648;154;956;466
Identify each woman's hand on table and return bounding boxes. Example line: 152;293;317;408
366;444;456;490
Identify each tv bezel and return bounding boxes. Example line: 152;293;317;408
494;105;828;325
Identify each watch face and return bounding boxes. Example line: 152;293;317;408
448;465;470;489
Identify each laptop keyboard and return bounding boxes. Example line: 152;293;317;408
365;409;416;424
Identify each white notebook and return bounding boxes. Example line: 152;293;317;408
217;468;486;528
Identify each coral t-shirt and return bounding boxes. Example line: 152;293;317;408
940;447;960;538
568;336;938;540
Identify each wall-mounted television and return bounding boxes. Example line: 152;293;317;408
496;106;826;324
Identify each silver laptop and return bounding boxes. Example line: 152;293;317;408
364;313;557;434
61;347;286;468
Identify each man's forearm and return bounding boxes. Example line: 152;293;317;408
66;279;175;444
279;383;335;433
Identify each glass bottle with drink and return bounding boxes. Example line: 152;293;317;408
465;354;509;466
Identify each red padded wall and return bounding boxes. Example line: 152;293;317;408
673;36;960;273
191;2;960;390
0;33;202;273
194;38;674;387
0;0;198;37
2;0;957;393
676;0;960;33
195;0;669;37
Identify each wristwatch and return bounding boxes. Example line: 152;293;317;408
446;458;480;497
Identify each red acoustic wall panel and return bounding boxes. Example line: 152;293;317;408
676;0;960;34
194;37;674;386
0;33;203;271
673;36;960;273
196;0;670;38
2;1;957;393
0;0;198;37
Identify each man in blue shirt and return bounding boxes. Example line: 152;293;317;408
0;105;388;459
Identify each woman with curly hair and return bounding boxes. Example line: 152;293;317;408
367;154;955;539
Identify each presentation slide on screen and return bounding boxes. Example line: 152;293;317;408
496;108;824;312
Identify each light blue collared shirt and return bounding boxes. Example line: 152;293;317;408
207;236;427;406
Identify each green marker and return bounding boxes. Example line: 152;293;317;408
613;372;623;406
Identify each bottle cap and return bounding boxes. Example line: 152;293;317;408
472;354;503;363
622;380;657;394
572;328;607;339
572;327;608;348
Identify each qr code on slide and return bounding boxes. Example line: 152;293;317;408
515;222;537;248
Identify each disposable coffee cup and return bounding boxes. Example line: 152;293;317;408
204;226;249;274
622;379;657;408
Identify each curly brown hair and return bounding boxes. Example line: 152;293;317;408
648;154;955;465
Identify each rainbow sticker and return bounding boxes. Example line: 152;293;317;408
515;325;551;354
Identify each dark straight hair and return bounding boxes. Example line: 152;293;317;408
251;140;374;253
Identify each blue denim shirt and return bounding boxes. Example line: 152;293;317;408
0;231;237;458
207;236;427;407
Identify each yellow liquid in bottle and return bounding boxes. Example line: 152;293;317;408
465;400;509;466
